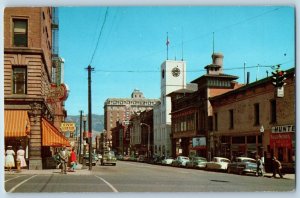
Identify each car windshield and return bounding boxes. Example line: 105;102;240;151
242;159;256;163
106;151;115;156
194;157;207;162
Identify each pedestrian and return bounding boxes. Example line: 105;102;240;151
58;147;68;174
69;148;77;172
5;146;15;172
256;155;264;176
17;146;27;169
272;157;283;178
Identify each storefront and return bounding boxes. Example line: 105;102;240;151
269;125;295;172
4;110;31;166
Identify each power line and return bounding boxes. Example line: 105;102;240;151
89;7;109;66
93;60;294;73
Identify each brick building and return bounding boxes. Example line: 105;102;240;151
210;67;295;171
169;53;242;160
104;89;159;152
4;8;69;170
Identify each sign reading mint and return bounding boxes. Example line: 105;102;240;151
272;125;295;133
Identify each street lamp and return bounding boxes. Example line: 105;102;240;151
260;125;264;163
140;123;150;161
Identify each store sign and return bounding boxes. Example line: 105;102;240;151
61;122;76;132
271;125;295;133
270;133;292;149
192;137;206;149
46;83;68;103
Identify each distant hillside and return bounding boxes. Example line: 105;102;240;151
66;114;104;138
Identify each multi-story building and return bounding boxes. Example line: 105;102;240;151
127;109;153;157
153;60;187;157
4;8;69;170
169;53;242;160
104;89;159;152
210;67;295;172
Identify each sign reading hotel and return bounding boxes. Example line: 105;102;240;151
271;125;295;133
61;122;76;132
46;83;68;103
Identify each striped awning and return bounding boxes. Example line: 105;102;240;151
4;110;31;137
42;118;70;147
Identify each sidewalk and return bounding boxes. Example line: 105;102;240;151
263;173;295;180
4;163;93;176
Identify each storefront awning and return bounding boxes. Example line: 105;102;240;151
4;110;31;137
42;118;70;147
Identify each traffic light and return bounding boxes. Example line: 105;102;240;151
277;70;287;87
271;67;287;88
271;70;278;87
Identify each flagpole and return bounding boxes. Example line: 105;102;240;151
166;32;169;60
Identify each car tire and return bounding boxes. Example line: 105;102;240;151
227;168;231;174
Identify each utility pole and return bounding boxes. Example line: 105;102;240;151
86;65;94;171
79;110;83;159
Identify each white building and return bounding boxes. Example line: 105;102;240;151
153;60;186;157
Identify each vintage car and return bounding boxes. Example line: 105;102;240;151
227;157;257;175
101;151;117;166
186;157;207;169
84;153;98;166
205;157;231;171
161;157;174;166
171;156;190;167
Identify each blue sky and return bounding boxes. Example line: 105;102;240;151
59;6;295;116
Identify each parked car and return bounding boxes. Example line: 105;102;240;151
101;151;117;166
186;157;207;169
205;157;230;171
227;157;257;175
84;153;98;166
123;155;130;161
171;156;190;167
161;157;174;166
137;155;146;162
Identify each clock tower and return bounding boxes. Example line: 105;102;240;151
161;60;186;97
154;60;186;157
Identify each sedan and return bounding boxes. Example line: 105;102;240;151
186;157;207;169
171;156;190;167
227;157;257;175
84;154;98;166
161;157;174;166
205;157;230;171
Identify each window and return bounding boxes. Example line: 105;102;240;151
270;100;277;123
254;103;260;126
12;67;27;94
229;109;234;129
13;19;28;47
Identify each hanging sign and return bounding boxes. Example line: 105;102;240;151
46;83;68;103
60;122;76;132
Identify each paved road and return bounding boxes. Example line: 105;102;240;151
4;161;295;192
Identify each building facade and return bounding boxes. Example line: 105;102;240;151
104;89;159;152
169;53;242;160
153;60;187;157
210;68;295;172
4;7;69;170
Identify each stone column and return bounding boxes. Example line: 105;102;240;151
28;102;43;170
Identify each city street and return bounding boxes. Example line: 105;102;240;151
5;161;295;192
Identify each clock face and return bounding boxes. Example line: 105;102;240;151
172;67;180;77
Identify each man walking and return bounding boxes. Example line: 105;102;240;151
272;157;283;178
58;147;68;174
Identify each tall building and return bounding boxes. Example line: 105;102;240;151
4;8;69;170
104;89;159;152
153;60;186;157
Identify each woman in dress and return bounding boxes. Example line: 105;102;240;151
5;146;15;171
17;146;27;168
